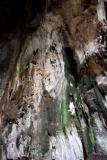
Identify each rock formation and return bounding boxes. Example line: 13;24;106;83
0;0;107;159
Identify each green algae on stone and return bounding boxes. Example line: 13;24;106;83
82;126;95;155
57;79;72;133
67;75;95;154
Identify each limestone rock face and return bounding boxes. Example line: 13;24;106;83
0;0;107;160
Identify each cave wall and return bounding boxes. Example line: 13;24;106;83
0;0;107;160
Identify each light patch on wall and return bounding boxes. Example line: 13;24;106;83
97;0;106;25
68;102;75;115
76;39;99;64
50;127;84;160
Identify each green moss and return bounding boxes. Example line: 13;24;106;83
66;75;95;154
57;78;74;133
73;115;81;131
60;80;72;131
57;68;82;134
57;51;95;154
83;126;93;154
90;117;96;143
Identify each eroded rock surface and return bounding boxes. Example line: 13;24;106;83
0;0;107;160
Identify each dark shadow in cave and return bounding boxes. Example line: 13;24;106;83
0;0;47;33
104;2;107;20
84;0;91;9
64;47;79;82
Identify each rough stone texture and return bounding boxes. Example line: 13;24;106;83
0;0;107;160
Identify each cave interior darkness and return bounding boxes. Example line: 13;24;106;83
0;0;47;33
